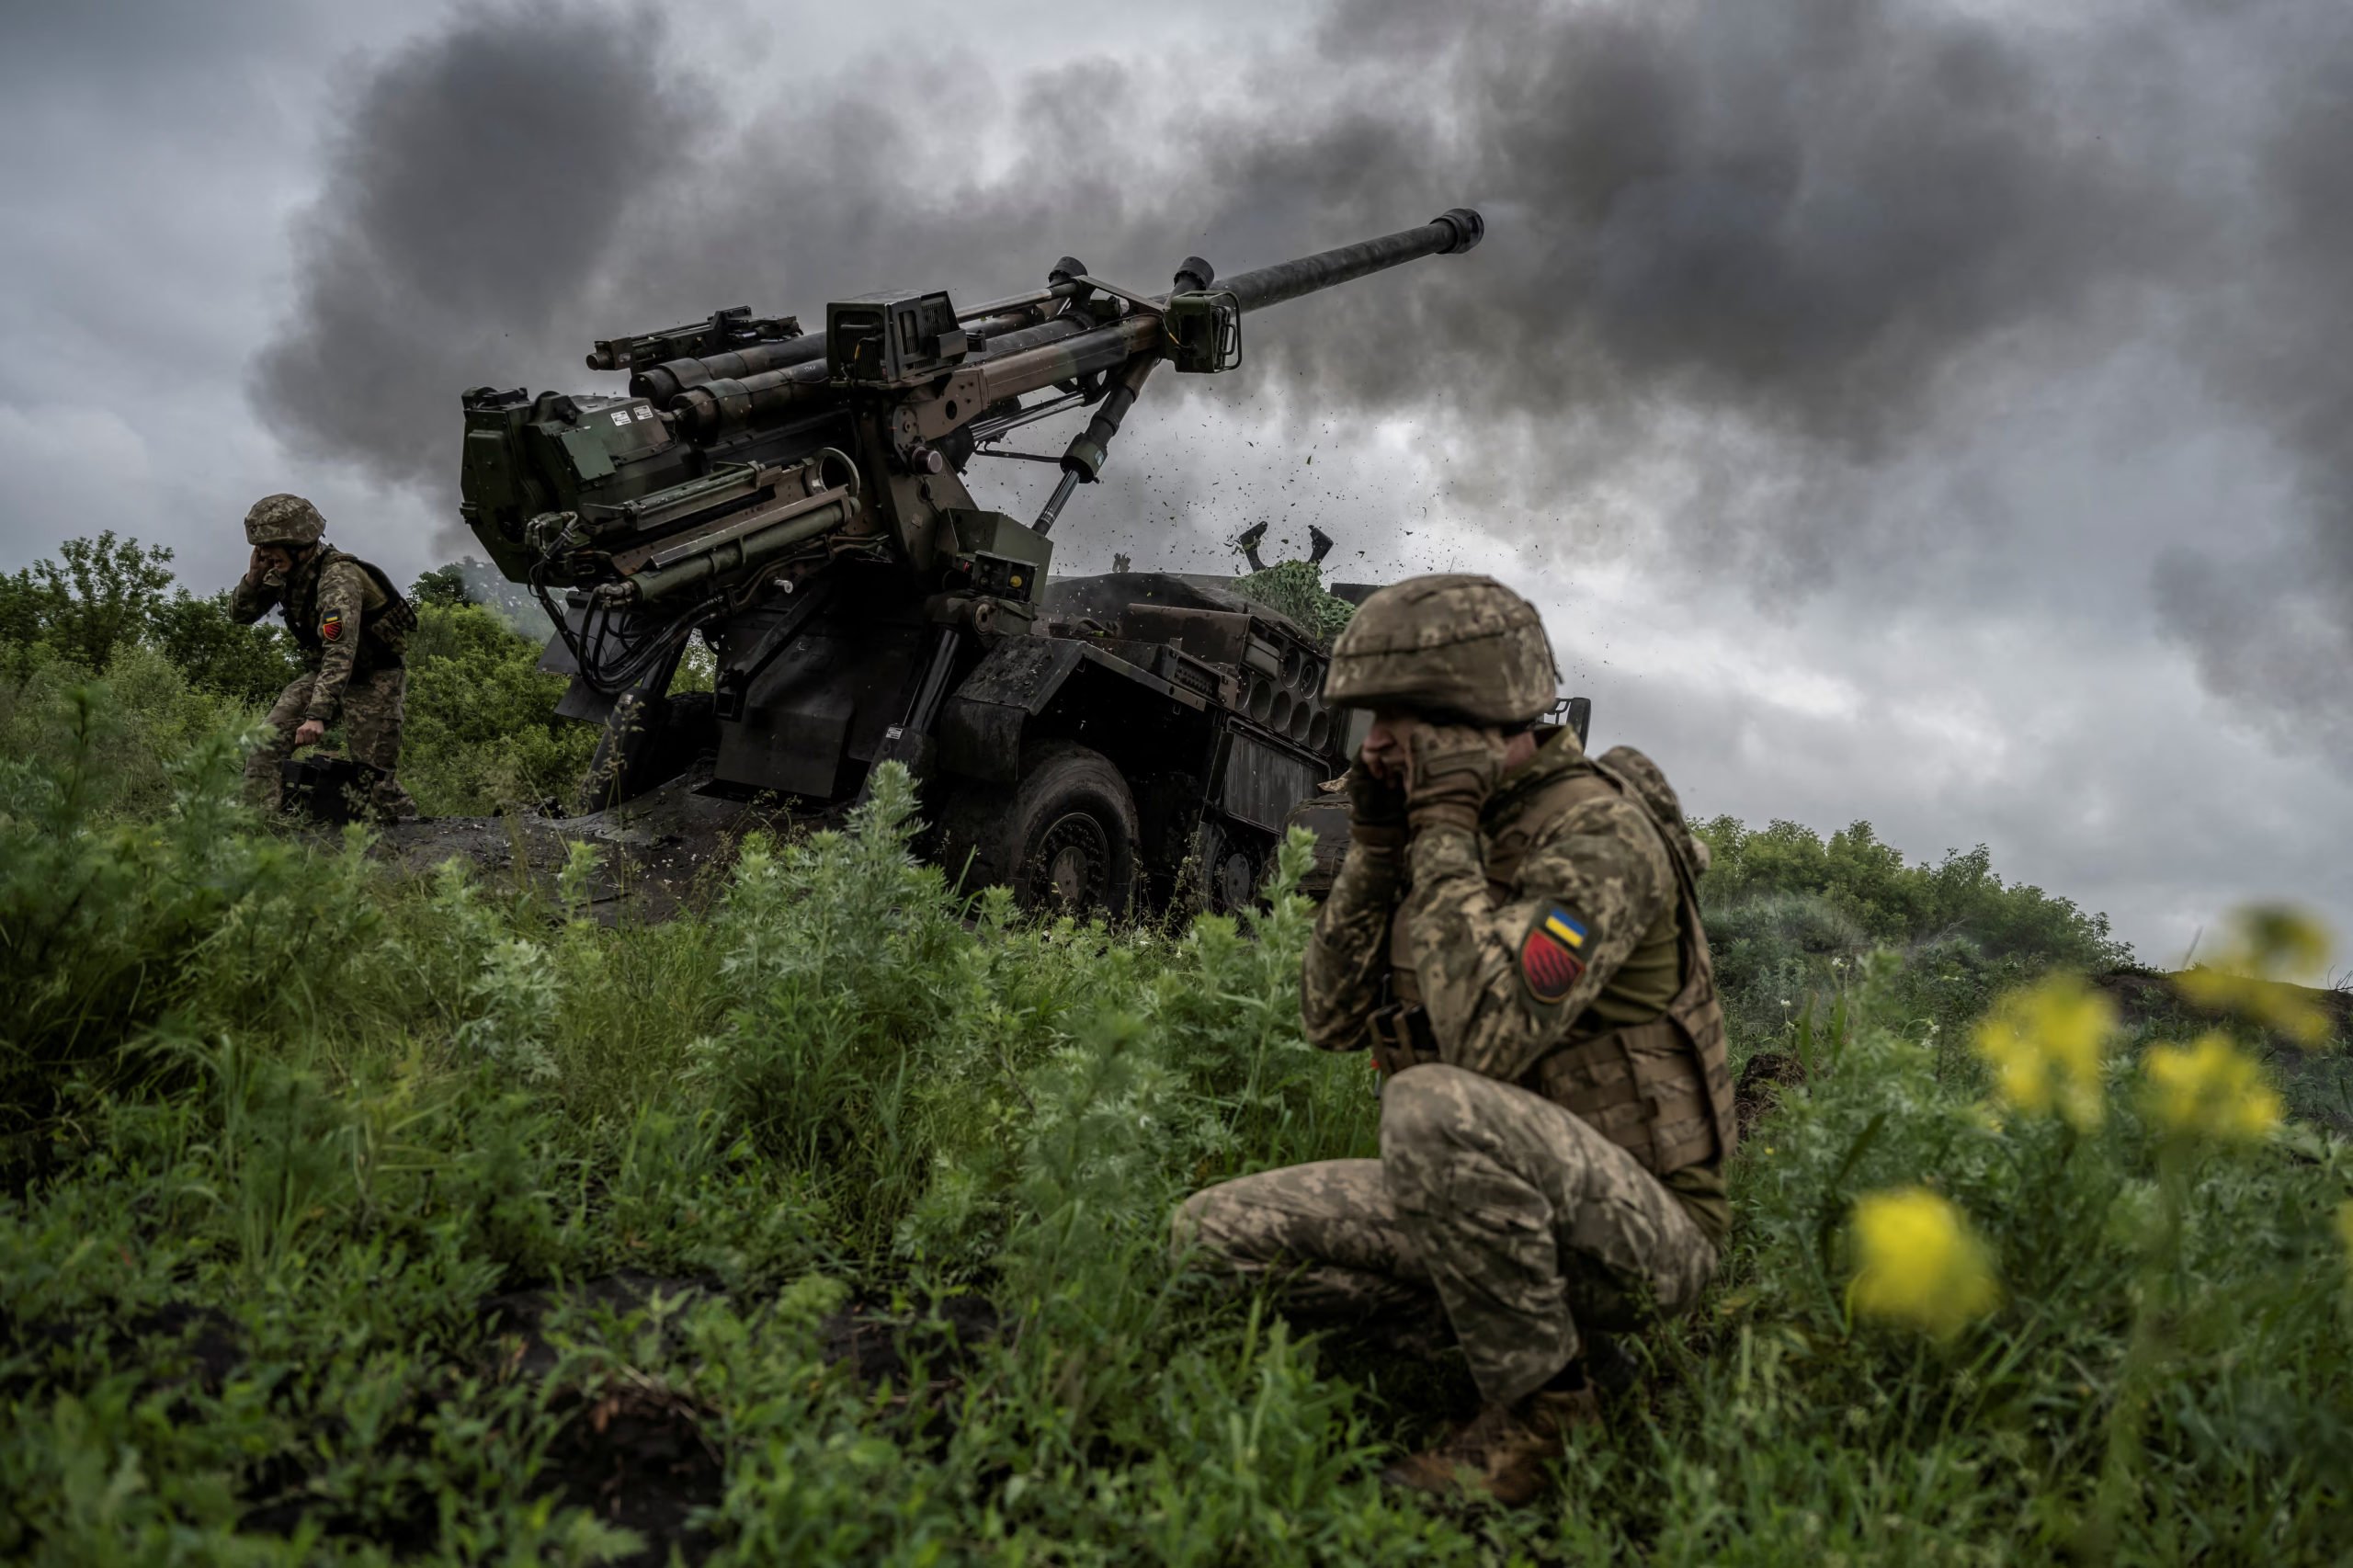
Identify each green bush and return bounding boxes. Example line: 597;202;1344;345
410;556;553;640
147;589;305;706
0;645;263;824
1695;815;2124;965
1694;816;2132;1068
396;602;596;815
0;532;295;708
0;531;175;672
0;687;375;1172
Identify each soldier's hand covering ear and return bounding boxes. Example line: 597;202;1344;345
1345;764;1408;851
1404;725;1506;834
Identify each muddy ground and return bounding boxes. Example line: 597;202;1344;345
364;766;803;923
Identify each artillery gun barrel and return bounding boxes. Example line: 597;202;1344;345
967;210;1485;382
963;211;1485;400
661;210;1483;441
1216;209;1484;312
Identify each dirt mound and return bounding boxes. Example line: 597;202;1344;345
818;1293;1004;1391
470;1274;1004;1562
1734;1050;1806;1142
479;1273;726;1564
2096;968;2353;1135
2095;967;2353;1036
0;1299;244;1403
366;767;803;923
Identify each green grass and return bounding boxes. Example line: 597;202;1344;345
2;636;2350;1562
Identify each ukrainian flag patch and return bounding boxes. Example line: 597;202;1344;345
1519;903;1589;1004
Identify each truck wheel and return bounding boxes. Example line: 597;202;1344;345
1195;820;1264;913
942;743;1140;915
579;691;717;812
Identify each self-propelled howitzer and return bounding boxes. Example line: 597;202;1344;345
458;210;1486;912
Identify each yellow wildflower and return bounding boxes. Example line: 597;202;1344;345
1972;975;2116;1129
2234;904;2334;977
2141;1032;2282;1144
2175;904;2338;1047
1847;1187;2001;1341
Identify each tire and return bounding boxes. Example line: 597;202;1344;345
1194;818;1266;914
578;690;717;812
938;742;1141;915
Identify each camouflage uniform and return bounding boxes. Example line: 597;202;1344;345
232;494;418;821
1173;574;1735;1453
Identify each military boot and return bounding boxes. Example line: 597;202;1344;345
1378;1385;1599;1506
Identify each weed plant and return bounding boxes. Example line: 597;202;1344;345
2;678;2348;1563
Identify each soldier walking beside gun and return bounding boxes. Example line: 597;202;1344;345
232;494;420;822
1171;574;1735;1506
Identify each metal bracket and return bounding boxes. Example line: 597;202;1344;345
711;574;840;722
1072;276;1163;314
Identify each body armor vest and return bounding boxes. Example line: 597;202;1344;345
282;548;415;674
1381;756;1736;1176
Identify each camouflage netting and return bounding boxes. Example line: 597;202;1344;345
1233;560;1357;644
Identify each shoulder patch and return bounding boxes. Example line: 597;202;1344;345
1519;903;1589;1004
320;612;344;642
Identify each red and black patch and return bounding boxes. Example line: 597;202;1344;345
1518;904;1590;1004
319;612;344;642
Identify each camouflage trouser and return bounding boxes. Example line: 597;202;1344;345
244;667;417;821
1171;1064;1718;1406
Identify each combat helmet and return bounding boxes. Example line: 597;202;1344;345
244;494;326;548
1324;573;1557;725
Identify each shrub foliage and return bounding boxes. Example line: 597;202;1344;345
2;533;592;816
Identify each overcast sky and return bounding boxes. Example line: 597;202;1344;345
5;0;2350;964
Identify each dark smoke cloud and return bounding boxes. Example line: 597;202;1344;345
252;0;2353;746
2157;9;2353;753
1228;0;2188;429
252;1;692;486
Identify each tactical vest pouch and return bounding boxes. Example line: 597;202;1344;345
1521;1015;1729;1175
351;559;418;657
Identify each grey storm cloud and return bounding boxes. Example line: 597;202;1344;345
251;0;2353;749
251;1;693;493
2156;16;2353;756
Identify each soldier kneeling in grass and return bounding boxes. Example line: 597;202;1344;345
232;494;421;823
1171;574;1735;1506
